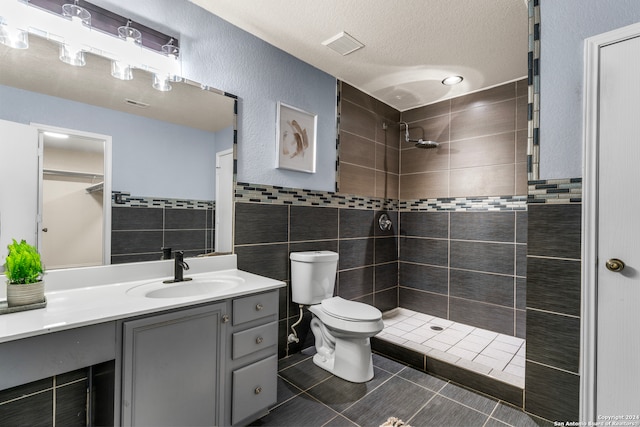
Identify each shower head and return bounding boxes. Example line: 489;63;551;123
411;139;439;149
399;122;439;149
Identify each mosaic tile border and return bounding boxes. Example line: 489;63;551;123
399;195;527;212
527;178;582;203
235;182;398;210
527;0;541;180
335;80;342;193
236;183;529;212
111;192;214;210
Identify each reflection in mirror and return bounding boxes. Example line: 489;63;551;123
40;127;110;270
0;34;236;269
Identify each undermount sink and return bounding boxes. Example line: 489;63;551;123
126;276;245;299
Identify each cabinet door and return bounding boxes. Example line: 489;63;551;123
121;303;226;427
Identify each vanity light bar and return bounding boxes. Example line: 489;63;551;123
0;0;181;81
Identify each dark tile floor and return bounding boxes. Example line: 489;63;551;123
250;351;551;427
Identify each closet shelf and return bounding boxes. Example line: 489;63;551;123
86;182;104;194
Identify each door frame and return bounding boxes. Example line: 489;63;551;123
215;148;234;253
32;123;112;266
581;21;640;422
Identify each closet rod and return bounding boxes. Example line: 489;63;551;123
43;168;103;180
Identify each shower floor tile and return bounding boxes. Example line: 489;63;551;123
378;308;525;389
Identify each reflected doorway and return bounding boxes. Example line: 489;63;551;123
37;125;112;269
215;148;233;253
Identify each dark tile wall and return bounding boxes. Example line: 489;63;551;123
0;361;115;426
399;79;528;199
111;205;214;263
399;210;527;337
338;82;401;199
234;202;398;358
525;203;581;421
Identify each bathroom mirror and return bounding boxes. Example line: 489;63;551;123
0;34;236;267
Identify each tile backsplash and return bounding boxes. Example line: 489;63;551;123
111;192;214;263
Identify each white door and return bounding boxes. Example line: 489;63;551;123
215;149;233;253
595;35;640;415
0;119;39;268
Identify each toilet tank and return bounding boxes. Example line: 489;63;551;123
290;251;338;305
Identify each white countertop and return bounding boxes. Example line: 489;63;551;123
0;255;285;344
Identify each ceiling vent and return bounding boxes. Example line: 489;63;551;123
322;31;364;56
125;98;150;109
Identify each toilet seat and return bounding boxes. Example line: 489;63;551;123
309;297;384;336
320;297;381;322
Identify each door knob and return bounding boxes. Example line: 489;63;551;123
606;258;625;272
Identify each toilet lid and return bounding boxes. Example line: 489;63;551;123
320;297;381;321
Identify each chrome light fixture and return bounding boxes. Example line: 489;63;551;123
58;1;91;66
62;1;91;25
59;43;86;66
111;60;133;80
2;0;182;88
152;73;172;92
162;40;182;83
0;3;29;49
0;21;29;49
110;20;140;80
117;20;141;44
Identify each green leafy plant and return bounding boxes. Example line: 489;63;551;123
4;239;44;285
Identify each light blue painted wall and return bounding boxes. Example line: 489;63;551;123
0;84;220;200
92;0;337;192
540;0;640;179
215;125;234;153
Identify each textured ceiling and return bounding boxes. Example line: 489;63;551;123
190;0;529;111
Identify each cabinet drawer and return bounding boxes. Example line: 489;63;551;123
233;321;277;359
232;355;277;425
232;290;278;325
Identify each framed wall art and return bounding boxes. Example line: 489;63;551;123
276;101;317;173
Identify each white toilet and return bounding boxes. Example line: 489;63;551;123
290;250;384;383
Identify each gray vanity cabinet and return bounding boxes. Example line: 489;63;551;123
119;290;280;426
226;290;279;426
121;302;227;427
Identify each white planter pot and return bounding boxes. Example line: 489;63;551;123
7;281;45;307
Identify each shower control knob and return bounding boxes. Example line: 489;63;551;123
606;258;625;272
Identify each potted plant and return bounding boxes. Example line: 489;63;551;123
4;239;45;307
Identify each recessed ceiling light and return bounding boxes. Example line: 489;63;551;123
442;75;464;86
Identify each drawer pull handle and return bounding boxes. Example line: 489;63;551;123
254;386;262;395
256;336;264;344
255;303;263;311
222;314;230;323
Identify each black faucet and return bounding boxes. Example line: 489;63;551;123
163;251;192;283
